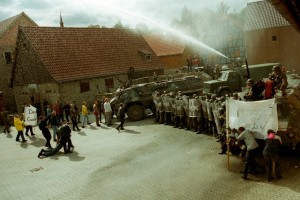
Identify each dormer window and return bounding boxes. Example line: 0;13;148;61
139;49;152;61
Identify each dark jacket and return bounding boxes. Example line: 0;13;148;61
117;107;125;120
49;115;59;126
263;138;281;157
39;115;51;131
57;125;71;144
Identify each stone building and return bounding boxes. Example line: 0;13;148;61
244;1;300;72
12;26;164;114
0;12;37;112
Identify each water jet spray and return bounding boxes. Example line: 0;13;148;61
92;2;228;59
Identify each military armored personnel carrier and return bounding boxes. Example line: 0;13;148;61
276;73;300;150
110;72;211;121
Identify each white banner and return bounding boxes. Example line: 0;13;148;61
24;105;37;126
227;98;278;139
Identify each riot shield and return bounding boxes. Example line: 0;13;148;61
170;97;177;114
157;96;164;112
182;95;189;114
152;93;159;108
201;99;208;118
163;95;172;112
206;100;212;121
213;110;222;135
176;98;184;117
189;98;200;117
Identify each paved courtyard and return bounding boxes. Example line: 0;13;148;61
1;116;300;200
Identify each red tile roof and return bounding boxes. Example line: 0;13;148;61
244;1;290;31
19;27;164;82
143;34;185;56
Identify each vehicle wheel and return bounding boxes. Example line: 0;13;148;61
219;89;230;97
127;104;145;121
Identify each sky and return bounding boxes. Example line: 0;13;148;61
0;0;259;28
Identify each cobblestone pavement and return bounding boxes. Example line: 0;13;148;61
0;116;300;200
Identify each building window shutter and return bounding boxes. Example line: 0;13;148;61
4;52;12;64
105;78;114;88
80;81;90;93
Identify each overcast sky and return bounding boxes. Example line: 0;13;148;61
0;0;259;28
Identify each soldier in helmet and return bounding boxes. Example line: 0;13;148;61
163;91;172;125
173;91;181;128
214;64;221;79
244;79;255;101
154;91;162;123
189;94;202;133
182;95;190;130
176;91;185;129
200;95;209;133
169;92;177;127
217;107;227;154
206;94;215;135
269;64;288;96
209;98;217;135
158;92;165;124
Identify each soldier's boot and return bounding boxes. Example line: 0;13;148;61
209;121;214;134
173;117;179;128
193;123;198;132
170;116;175;126
159;112;164;124
206;121;210;134
185;120;189;130
179;119;184;129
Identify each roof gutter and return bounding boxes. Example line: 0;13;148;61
268;0;300;33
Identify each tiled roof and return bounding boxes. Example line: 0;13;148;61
244;1;290;31
19;27;164;82
143;34;185;56
0;12;37;37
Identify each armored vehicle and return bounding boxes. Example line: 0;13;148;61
110;73;211;121
276;73;300;150
203;63;278;96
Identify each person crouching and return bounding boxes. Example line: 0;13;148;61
38;124;74;158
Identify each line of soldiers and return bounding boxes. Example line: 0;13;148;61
152;91;225;135
152;91;244;155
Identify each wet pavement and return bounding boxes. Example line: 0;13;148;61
1;116;300;200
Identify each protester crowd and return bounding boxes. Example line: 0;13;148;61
0;95;127;159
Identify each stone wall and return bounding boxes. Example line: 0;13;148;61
58;74;128;111
13;83;60;115
0;14;37;112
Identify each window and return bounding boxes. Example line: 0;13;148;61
4;52;12;64
105;78;114;88
272;36;277;41
145;54;151;60
139;50;151;61
80;81;90;93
